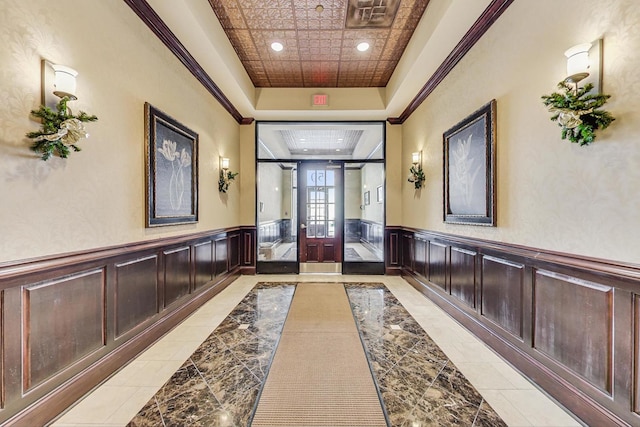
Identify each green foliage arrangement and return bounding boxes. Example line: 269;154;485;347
26;97;98;160
541;81;614;146
219;170;239;193
407;164;425;189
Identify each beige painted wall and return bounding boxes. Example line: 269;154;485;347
385;123;403;226
0;1;240;263
239;123;256;225
402;0;640;264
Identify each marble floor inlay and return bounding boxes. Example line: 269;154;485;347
127;282;507;426
128;283;296;427
346;283;507;427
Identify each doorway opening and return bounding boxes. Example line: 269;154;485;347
256;122;385;274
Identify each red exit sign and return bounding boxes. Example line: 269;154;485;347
312;93;328;106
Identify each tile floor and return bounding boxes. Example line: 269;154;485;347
51;275;582;427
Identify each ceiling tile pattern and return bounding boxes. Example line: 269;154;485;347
281;129;362;155
208;0;430;87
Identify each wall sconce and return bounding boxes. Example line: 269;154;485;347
41;60;79;108
411;151;421;165
52;64;78;100
221;157;230;170
564;39;602;93
407;151;425;189
541;39;614;146
218;156;238;193
26;60;98;160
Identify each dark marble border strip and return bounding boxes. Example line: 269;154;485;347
345;283;393;427
128;282;296;426
345;283;507;427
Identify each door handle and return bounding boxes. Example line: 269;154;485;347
300;223;307;229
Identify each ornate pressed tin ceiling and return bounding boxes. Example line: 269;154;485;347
208;0;431;88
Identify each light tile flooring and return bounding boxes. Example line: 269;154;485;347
51;275;582;427
346;242;382;261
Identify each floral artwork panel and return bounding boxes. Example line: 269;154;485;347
447;117;486;216
443;100;496;226
145;103;199;227
155;123;193;217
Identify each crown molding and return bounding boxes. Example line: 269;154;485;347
123;0;254;125
387;0;513;124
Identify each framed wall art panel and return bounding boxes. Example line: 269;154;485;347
145;103;198;227
443;99;496;226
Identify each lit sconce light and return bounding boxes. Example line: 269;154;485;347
564;39;602;93
40;60;80;107
25;60;98;161
51;64;78;100
407;151;425;189
221;157;230;170
218;156;238;193
565;43;591;84
411;151;421;165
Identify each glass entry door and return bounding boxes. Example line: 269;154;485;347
298;162;343;273
255;121;385;275
256;162;297;274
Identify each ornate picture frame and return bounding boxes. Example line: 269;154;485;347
145;103;198;227
443;99;496;226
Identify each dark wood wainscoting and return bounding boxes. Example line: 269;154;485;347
257;219;292;246
0;227;246;426
397;228;640;427
240;226;256;274
360;219;384;257
345;219;384;256
385;226;402;275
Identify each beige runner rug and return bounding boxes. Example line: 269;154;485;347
251;283;388;426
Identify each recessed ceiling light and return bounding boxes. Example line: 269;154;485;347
303;148;308;151
271;42;284;52
336;148;341;152
357;42;370;52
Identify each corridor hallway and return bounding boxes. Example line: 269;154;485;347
52;276;581;427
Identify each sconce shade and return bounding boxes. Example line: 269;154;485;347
411;151;421;164
51;64;78;99
565;43;591;83
221;157;230;169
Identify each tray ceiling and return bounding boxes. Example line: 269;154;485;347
208;0;431;88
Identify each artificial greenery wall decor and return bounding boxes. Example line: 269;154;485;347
219;169;239;193
541;81;614;146
407;164;425;189
26;96;98;160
